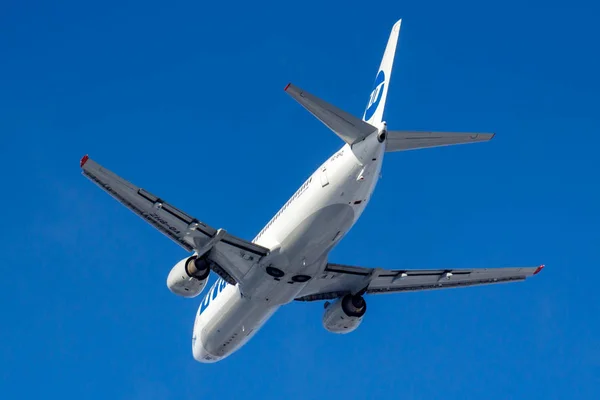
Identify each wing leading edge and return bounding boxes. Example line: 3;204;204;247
295;263;544;301
80;155;269;286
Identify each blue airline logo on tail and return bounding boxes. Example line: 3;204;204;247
364;70;385;121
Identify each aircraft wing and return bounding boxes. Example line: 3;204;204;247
80;155;269;286
295;262;544;301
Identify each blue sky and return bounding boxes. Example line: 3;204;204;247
1;0;599;398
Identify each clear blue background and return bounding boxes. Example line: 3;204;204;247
1;0;599;398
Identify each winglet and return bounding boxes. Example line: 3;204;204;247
533;264;545;275
80;154;89;168
284;83;291;91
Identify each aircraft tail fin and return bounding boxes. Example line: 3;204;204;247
363;19;402;126
284;20;402;146
284;83;377;145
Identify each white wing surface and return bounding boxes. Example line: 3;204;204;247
295;263;544;301
80;155;269;286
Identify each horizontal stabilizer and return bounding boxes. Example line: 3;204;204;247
385;130;494;152
285;83;378;145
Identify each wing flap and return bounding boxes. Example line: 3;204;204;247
81;156;269;286
285;83;378;145
385;130;494;152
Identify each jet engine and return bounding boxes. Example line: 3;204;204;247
322;294;367;334
166;255;211;298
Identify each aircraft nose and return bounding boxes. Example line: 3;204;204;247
192;335;221;363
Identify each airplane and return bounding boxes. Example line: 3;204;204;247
80;19;543;363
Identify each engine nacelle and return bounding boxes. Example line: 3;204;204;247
166;255;211;298
322;294;367;334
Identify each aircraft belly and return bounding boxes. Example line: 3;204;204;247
199;293;277;358
194;148;379;362
279;203;354;268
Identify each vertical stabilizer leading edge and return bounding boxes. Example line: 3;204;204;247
363;19;402;127
283;20;402;146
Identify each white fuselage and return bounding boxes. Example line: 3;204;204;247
192;131;385;363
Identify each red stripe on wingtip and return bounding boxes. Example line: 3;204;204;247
284;83;291;91
80;154;89;167
533;264;545;275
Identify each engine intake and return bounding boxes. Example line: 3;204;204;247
322;294;367;334
167;255;210;298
